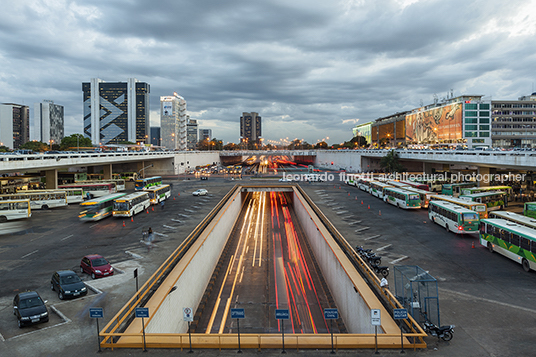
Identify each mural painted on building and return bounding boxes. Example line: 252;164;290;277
405;103;462;143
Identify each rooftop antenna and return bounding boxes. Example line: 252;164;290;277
420;99;424;107
450;89;454;98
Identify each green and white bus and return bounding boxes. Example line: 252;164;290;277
488;211;536;230
112;191;150;217
0;199;31;222
441;182;477;197
480;218;536;272
428;200;480;234
79;193;126;221
369;181;393;199
459;191;507;211
145;184;171;205
29;188;84;204
383;187;421;209
524;202;536;219
460;185;512;197
357;178;372;192
403;187;435;209
344;174;358;187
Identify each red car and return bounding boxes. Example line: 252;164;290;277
80;255;114;279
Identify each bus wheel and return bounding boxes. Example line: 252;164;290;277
0;216;7;223
488;243;493;253
522;259;531;272
42;205;49;210
445;224;449;232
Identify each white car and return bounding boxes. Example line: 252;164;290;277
192;189;208;196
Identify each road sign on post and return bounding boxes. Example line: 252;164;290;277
393;308;408;353
324;308;339;354
371;309;381;326
89;308;104;353
183;307;193;322
135;307;149;352
275;309;290;353
231;308;245;353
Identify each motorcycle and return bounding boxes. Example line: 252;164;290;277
423;321;455;341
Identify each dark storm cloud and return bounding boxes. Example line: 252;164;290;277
0;0;535;144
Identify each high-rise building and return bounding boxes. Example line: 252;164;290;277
33;100;64;144
199;128;212;141
187;118;198;151
160;93;187;150
491;93;536;148
0;103;30;149
82;78;150;145
150;127;161;147
240;112;262;146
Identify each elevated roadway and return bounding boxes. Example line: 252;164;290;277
98;184;426;351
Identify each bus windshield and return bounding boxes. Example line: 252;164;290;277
114;202;129;211
462;213;479;222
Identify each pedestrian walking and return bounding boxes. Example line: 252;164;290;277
160;200;165;210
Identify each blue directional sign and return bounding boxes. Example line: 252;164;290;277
324;308;339;320
135;307;149;318
275;309;290;320
89;307;104;319
231;308;245;319
393;308;408;320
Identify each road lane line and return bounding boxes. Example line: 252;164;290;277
390;256;408;264
89;223;99;228
364;234;381;240
376;244;392;251
21;250;38;259
61;234;74;241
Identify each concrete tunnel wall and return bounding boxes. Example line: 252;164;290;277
292;191;377;334
146;188;243;333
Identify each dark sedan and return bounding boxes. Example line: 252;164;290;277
50;270;87;300
13;291;48;328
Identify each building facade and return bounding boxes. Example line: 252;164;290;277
370;95;492;149
82;78;150;145
491;93;536;148
160;93;187;150
150;127;161;147
199;128;212;141
33;100;64;144
187;118;198;150
240;112;262;146
0;103;30;149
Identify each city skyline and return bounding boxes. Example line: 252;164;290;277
1;0;535;145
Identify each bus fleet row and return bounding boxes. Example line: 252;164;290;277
346;177;536;273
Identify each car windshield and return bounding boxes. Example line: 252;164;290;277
60;274;81;285
91;258;108;267
19;297;43;309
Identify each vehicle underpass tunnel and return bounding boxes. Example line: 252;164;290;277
100;184;426;351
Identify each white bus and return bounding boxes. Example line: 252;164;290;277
112;192;150;217
145;184;171;205
28;188;84;204
357;178;372;192
79;193;126;221
0;191;67;210
58;183;115;198
428;200;480;234
459;191;508;212
383;187;421;209
0;199;31;222
77;179;126;192
369;181;393;199
488;211;536;230
480;218;536;272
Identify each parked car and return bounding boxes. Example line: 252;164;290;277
80;254;114;279
50;270;87;300
192;189;208;196
13;291;48;328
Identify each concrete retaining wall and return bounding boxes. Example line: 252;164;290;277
292;191;376;333
146;189;242;333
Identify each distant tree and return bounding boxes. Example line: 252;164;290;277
287;139;312;150
19;141;48;152
60;134;93;150
263;143;276;150
197;138;223;151
314;141;328;149
223;142;240;151
380;149;406;173
0;145;10;152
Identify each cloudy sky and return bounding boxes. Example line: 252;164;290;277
1;0;536;145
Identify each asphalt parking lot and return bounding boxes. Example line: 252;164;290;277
0;175;535;356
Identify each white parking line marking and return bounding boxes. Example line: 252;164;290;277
89;223;99;228
376;244;392;251
61;234;73;241
390;256;408;264
354;227;370;232
364;235;381;240
21;250;38;259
